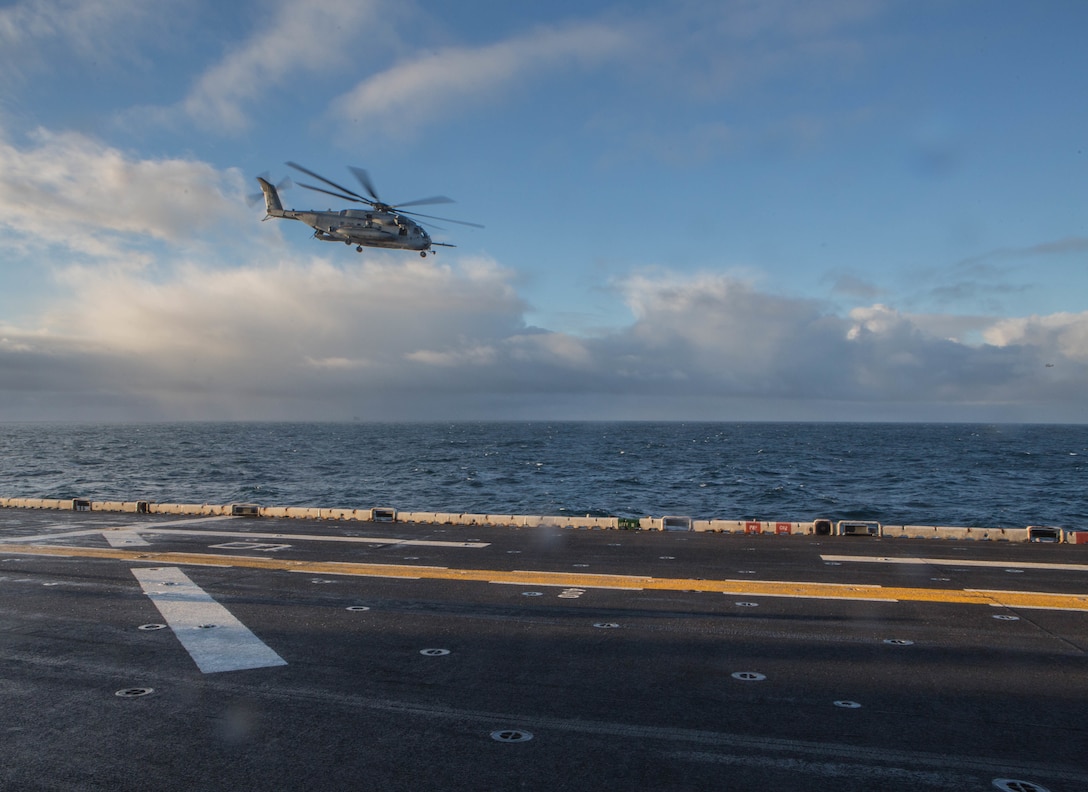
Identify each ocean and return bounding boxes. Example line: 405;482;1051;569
0;422;1085;529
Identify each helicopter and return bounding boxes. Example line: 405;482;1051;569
255;162;482;256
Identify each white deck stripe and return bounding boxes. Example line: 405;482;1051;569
0;528;107;543
820;554;1088;572
130;528;488;548
104;530;150;547
132;567;287;674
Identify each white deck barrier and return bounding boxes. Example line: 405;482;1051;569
0;497;1080;542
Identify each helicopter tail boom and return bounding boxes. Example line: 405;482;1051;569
256;176;285;217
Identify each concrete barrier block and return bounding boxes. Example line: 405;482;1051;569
703;519;743;533
486;515;517;526
157;504;204;515
283;506;321;519
582;517;616;530
562;517;597;530
260;506;290;518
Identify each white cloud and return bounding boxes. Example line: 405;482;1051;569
0;0;152;79
47;254;525;364
331;21;634;138
984;312;1088;362
1;252;1085;421
179;0;389;133
0;127;248;256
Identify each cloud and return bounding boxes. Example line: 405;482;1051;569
984;312;1088;362
957;237;1088;269
329;1;881;143
177;0;388;134
634;0;882;98
330;21;635;139
48;254;526;363
0;0;152;81
0;127;248;258
3;260;1085;422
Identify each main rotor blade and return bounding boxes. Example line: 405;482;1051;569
394;195;456;209
397;209;485;229
348;167;381;204
287;162;373;205
297;182;370;205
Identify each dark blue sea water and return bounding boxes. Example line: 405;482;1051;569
1;423;1085;529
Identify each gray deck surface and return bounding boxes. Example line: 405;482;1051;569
2;508;1086;791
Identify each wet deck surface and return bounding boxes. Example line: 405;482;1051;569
2;508;1086;792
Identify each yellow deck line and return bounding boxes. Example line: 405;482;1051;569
5;543;1088;611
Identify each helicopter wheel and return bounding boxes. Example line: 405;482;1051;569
357;246;363;252
420;251;427;258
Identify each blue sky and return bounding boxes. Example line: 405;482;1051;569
0;0;1086;421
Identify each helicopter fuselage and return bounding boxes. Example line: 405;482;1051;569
282;208;433;251
256;170;475;255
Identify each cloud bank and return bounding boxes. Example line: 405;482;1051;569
3;252;1086;422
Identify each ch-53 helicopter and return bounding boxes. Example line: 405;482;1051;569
255;162;482;256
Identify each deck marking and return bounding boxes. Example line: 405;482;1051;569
117;528;487;549
131;566;287;674
821;554;1088;572
104;530;150;547
0;516;236;544
4;543;1087;611
0;528;111;543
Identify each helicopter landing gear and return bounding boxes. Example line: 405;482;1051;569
420;251;427;257
357;246;363;252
